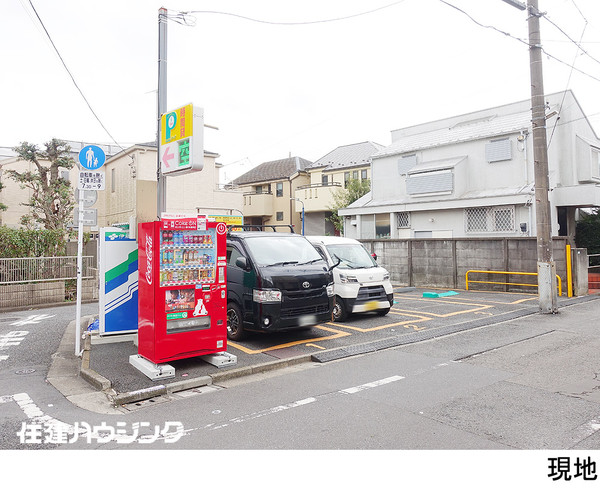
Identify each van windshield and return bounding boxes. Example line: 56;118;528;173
245;236;324;267
325;243;376;269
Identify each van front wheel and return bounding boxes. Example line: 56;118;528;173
227;302;246;341
332;296;348;322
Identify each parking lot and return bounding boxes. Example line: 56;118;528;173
226;286;540;359
88;286;545;396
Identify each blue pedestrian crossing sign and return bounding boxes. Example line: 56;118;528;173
78;145;106;170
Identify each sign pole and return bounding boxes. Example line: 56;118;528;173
157;7;168;217
75;144;106;356
75;192;84;356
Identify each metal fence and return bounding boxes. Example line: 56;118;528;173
0;256;95;285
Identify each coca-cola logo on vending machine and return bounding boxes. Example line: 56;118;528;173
145;235;153;285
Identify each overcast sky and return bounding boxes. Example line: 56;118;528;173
3;0;600;181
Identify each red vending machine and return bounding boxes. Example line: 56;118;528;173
137;215;228;365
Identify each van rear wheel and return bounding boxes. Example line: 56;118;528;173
227;302;246;341
332;296;348;322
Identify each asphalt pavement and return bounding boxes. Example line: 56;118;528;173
50;287;600;409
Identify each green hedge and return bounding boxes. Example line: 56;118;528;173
0;226;66;258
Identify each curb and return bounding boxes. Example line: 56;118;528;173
110;354;313;406
79;323;112;391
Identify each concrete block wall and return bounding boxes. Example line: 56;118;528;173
361;237;570;293
0;281;65;309
0;277;98;311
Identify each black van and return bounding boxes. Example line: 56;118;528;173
225;228;334;340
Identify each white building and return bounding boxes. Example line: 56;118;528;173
340;90;600;242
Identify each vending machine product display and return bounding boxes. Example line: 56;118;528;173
137;216;228;364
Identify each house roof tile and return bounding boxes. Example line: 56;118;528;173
232;156;312;185
309;141;386;171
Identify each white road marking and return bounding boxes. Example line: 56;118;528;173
340;375;404;394
193;375;406;434
0;331;30;362
10;314;55;326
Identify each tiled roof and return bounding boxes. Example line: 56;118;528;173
232;156;312;185
309;141;386;171
374;111;532;159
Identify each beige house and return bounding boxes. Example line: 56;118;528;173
101;143;243;234
295;142;385;235
0;141;243;236
232;156;311;233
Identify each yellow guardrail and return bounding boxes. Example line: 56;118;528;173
465;270;562;297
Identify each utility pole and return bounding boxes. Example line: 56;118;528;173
157;7;168;218
502;0;557;312
527;0;558;313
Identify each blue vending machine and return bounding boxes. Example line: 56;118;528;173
99;227;139;336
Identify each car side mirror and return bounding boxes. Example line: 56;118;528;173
235;256;248;269
371;252;377;261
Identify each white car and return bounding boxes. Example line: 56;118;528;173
307;236;394;322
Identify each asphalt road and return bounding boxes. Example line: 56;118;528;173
2;292;600;489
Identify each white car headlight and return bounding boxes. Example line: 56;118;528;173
253;289;282;303
339;274;358;284
326;284;335;297
383;272;390;281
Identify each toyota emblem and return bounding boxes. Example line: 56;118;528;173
302;281;311;289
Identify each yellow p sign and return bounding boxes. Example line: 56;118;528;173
161;103;193;145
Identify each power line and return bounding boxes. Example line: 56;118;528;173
542;13;600;67
27;1;129;156
437;0;600;84
177;1;408;26
548;21;588;146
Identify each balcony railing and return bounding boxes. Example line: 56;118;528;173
294;183;342;213
243;191;274;217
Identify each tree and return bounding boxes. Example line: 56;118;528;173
575;208;600;265
0;181;6;212
6;139;75;230
327;178;371;233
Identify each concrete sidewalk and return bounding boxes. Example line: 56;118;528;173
50;293;600;412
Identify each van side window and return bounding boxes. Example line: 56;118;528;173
227;245;244;267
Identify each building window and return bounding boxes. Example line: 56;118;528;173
111;168;116;193
361;169;367;180
344;172;350;188
406;170;453;195
375;214;390;238
398;154;417;175
593;148;600;178
276;182;283;197
465;206;515;233
353;170;359;180
255;185;263;194
397;212;410;228
322;174;329;186
276;211;284;221
485;138;512;163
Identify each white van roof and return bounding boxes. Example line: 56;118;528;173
306;236;360;246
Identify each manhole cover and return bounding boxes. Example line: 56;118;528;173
15;369;36;375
